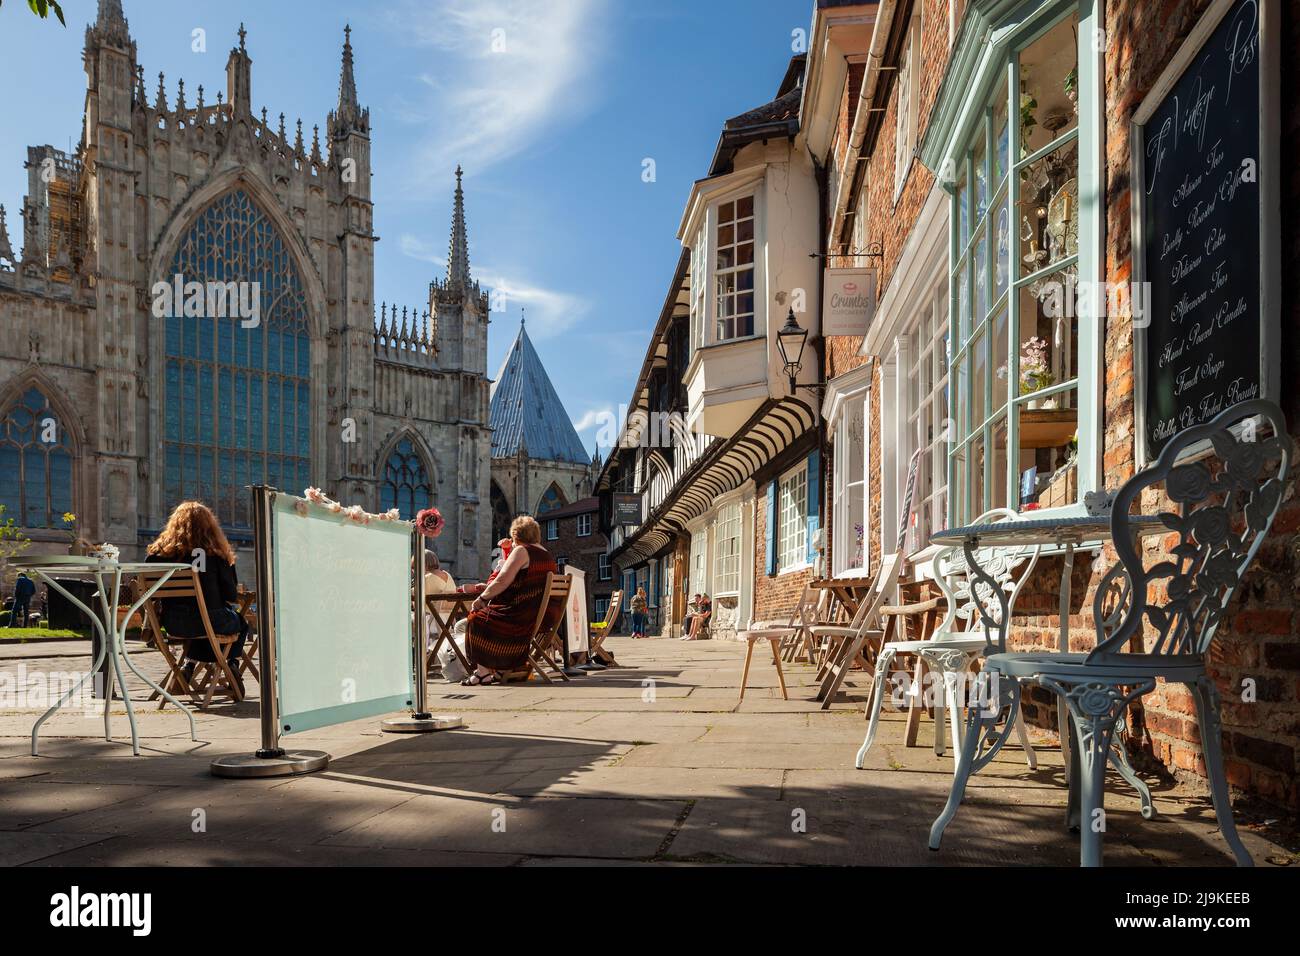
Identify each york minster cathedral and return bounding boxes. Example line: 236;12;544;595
0;2;500;577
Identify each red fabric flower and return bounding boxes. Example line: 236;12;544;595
415;507;444;538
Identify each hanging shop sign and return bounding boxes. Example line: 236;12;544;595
822;267;877;338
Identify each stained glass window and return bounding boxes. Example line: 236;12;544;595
162;189;312;528
0;387;74;528
379;438;432;520
536;483;565;515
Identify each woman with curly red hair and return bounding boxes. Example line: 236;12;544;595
145;501;247;684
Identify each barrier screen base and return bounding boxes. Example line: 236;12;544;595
210;750;330;778
381;714;464;733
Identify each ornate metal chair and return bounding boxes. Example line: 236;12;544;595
854;509;1041;771
930;400;1290;866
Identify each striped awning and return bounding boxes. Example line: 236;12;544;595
612;396;818;566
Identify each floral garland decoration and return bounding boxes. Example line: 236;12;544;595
294;487;403;526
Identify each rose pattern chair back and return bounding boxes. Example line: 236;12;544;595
1090;400;1290;662
932;507;1040;652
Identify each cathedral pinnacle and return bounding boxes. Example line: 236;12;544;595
328;24;368;139
446;165;471;288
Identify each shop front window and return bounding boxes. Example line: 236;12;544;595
905;280;950;550
948;11;1089;524
833;394;867;573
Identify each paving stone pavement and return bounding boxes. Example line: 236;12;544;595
0;635;1290;866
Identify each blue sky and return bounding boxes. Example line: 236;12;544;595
0;0;806;452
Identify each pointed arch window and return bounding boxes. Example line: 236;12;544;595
162;188;312;528
379;438;432;520
536;483;566;515
0;387;74;528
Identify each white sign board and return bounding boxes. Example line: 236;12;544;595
822;267;877;337
565;565;590;654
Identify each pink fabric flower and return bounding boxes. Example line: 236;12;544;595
415;507;444;538
304;487;326;504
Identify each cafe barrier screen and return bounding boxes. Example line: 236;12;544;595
270;493;415;734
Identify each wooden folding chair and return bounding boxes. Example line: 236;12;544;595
811;554;902;709
235;588;260;683
134;568;244;711
503;573;572;683
587;589;622;666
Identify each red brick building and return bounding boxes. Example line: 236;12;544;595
808;0;1299;811
538;496;615;626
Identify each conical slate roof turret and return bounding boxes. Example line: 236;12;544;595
490;318;588;465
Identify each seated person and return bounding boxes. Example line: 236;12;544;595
681;593;712;641
462;516;559;686
145;501;247;691
681;592;703;637
423;549;456;595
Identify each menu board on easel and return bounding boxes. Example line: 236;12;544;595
1131;0;1280;464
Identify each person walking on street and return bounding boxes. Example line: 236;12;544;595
630;587;648;638
8;572;35;627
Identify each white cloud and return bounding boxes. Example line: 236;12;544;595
385;0;608;181
399;232;589;338
573;406;614;433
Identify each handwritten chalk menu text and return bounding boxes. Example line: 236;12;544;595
1139;0;1262;457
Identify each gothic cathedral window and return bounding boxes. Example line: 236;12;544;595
379;438;432;520
162;189;312;528
536;483;566;515
0;387;74;528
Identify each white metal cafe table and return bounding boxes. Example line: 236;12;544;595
12;555;198;756
929;511;1165;817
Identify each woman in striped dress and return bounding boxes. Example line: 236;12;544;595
462;516;559;685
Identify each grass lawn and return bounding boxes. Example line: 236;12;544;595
0;626;91;642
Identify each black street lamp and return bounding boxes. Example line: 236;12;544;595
776;306;810;395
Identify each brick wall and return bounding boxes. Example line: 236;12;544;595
753;481;814;623
546;509;614;626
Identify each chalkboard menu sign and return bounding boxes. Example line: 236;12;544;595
1132;0;1278;463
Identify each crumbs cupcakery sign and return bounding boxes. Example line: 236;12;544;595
1131;0;1280;464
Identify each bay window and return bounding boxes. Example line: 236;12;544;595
946;8;1096;524
689;527;708;595
714;195;756;341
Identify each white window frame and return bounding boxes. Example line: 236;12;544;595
893;16;921;201
576;513;592;537
688;523;709;596
598;552;612;581
832;393;869;576
944;5;1100;527
546;518;558;541
712;501;742;596
902;276;950;552
595;597;609;620
776;461;809;574
713;193;757;342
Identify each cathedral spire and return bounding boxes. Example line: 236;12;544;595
446;165;471;288
328;24;368;139
338;25;358;114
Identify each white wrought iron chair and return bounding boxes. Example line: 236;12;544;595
930;399;1290;866
854;509;1040;771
